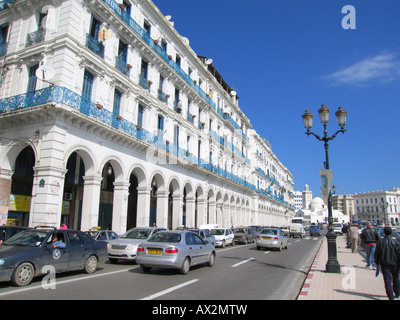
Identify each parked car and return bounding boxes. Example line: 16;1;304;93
136;230;216;274
0;226;30;244
107;227;167;263
309;225;322;236
85;228;119;242
188;228;215;246
210;228;234;247
232;227;257;244
256;228;288;251
0;227;107;286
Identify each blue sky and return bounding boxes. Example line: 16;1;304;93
152;0;400;197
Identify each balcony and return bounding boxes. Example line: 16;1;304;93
85;33;104;58
115;56;130;77
139;74;150;91
26;27;46;47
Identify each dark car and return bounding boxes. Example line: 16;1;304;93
85;228;119;242
309;225;322;236
0;226;30;243
232;227;257;244
0;227;107;287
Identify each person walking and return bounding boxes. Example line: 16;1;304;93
361;222;380;269
349;223;359;253
374;227;400;300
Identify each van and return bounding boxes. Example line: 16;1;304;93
289;223;305;238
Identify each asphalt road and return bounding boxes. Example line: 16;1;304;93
0;234;324;301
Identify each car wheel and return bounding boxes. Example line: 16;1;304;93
231;239;235;246
207;252;215;267
180;257;190;275
140;265;152;273
221;240;226;248
279;244;283;251
84;255;98;274
12;262;34;287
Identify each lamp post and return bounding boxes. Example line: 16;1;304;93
302;105;347;273
380;200;389;226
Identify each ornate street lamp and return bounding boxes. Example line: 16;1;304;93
302;105;348;274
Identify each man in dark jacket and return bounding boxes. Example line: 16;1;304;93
374;227;400;300
361;222;380;269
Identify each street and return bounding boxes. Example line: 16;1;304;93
0;233;323;300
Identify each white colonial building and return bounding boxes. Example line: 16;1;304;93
0;0;294;234
353;187;400;226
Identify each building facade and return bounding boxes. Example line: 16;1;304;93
0;0;294;234
353;188;400;226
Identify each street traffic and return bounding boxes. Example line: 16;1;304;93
0;226;325;300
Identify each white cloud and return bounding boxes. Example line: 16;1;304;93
326;53;400;86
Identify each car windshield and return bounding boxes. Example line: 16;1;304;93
233;228;246;233
210;229;225;236
261;229;278;235
310;226;319;230
121;229;152;239
4;230;48;247
148;232;181;243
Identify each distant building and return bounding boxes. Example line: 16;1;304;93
353;187;400;226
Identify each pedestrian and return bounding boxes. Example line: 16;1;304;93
374;227;400;300
349;223;359;253
60;222;67;229
361;222;379;269
342;223;350;248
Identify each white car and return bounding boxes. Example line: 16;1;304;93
210;228;234;248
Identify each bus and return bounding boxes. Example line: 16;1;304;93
291;217;311;229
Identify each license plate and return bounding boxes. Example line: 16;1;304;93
148;249;162;255
262;237;271;240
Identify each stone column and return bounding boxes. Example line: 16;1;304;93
112;181;130;234
80;174;102;231
136;187;151;227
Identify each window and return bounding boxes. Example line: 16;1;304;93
144;21;151;35
157;115;164;133
137;104;144;127
27;64;39;93
175;125;179;148
67;232;85;246
82;69;94;101
113;89;122;115
89;16;102;40
140;60;148;79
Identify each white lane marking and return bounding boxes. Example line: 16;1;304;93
232;258;255;268
264;251;271;255
140;279;199;300
0;268;134;297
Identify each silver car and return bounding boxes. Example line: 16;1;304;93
107;227;167;263
136;230;216;274
256;228;288;251
188;228;215;246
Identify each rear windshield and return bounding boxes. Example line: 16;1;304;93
260;229;278;235
210;229;225;236
149;233;181;243
121;229;152;239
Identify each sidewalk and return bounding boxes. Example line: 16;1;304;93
297;234;388;300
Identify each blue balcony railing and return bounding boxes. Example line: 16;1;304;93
85;33;104;58
0;86;279;202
